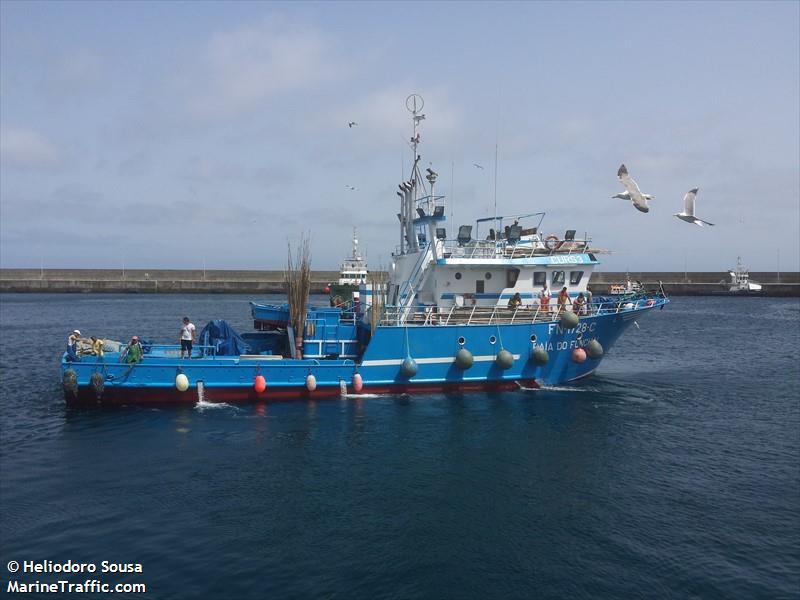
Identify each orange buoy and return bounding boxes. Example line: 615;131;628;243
306;374;317;391
352;373;363;392
254;375;266;393
572;348;587;363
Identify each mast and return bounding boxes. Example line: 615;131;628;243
352;227;360;260
400;94;425;255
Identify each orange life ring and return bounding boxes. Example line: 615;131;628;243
544;235;561;251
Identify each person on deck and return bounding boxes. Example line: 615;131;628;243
507;292;522;310
539;285;550;314
124;336;143;364
572;292;587;316
90;336;104;358
179;316;196;359
557;287;570;314
66;329;81;362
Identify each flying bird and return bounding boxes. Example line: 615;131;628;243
473;163;484;170
348;121;358;128
345;185;358;191
614;164;654;213
674;188;714;226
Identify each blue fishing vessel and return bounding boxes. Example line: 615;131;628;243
60;95;668;405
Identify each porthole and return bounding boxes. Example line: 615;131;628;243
457;336;466;346
489;335;497;345
455;272;462;280
530;334;537;343
485;272;492;280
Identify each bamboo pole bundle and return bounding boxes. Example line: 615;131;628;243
284;235;312;356
368;269;388;333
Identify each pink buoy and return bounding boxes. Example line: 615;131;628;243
572;348;587;363
352;373;363;392
254;375;266;393
306;374;317;392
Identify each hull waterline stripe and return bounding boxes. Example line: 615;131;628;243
361;354;521;367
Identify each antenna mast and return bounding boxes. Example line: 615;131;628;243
402;94;425;254
493;140;498;229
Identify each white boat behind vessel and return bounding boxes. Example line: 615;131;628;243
728;257;762;293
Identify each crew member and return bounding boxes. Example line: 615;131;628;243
180;316;196;359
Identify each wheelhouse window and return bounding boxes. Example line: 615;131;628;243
506;268;520;288
533;271;547;286
552;271;565;285
570;271;584;285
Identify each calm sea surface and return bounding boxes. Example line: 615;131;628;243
1;294;798;599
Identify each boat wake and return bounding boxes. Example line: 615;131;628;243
194;400;238;412
528;384;598;393
342;393;385;399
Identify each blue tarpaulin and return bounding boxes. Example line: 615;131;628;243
198;320;250;356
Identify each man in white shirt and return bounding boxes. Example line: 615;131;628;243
66;329;81;361
179;317;196;359
539;285;551;314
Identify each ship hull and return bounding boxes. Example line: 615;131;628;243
61;299;665;406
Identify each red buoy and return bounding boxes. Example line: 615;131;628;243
572;348;587;363
352;373;363;392
254;375;266;393
323;285;331;294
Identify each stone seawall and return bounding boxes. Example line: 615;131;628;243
1;269;798;296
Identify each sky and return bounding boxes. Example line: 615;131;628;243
1;1;798;273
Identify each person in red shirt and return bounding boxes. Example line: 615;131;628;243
539;285;550;314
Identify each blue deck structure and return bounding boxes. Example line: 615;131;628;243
60;96;668;405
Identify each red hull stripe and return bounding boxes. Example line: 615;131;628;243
67;379;539;405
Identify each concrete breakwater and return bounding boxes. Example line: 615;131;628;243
1;269;798;296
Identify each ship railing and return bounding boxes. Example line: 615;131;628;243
439;236;593;259
119;343;219;359
378;304;580;326
377;292;666;327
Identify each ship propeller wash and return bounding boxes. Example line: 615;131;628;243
61;95;669;404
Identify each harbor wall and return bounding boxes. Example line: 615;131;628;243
1;269;798;296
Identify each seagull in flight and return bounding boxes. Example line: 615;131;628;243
614;164;654;213
674;188;714;226
348;121;358;128
473;163;484;170
345;185;358;191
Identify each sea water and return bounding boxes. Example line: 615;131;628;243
1;294;798;598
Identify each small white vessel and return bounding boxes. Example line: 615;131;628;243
728;257;762;294
338;228;368;287
327;228;369;300
609;273;643;296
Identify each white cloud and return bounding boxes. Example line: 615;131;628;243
51;49;103;93
0;128;62;169
180;18;346;120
